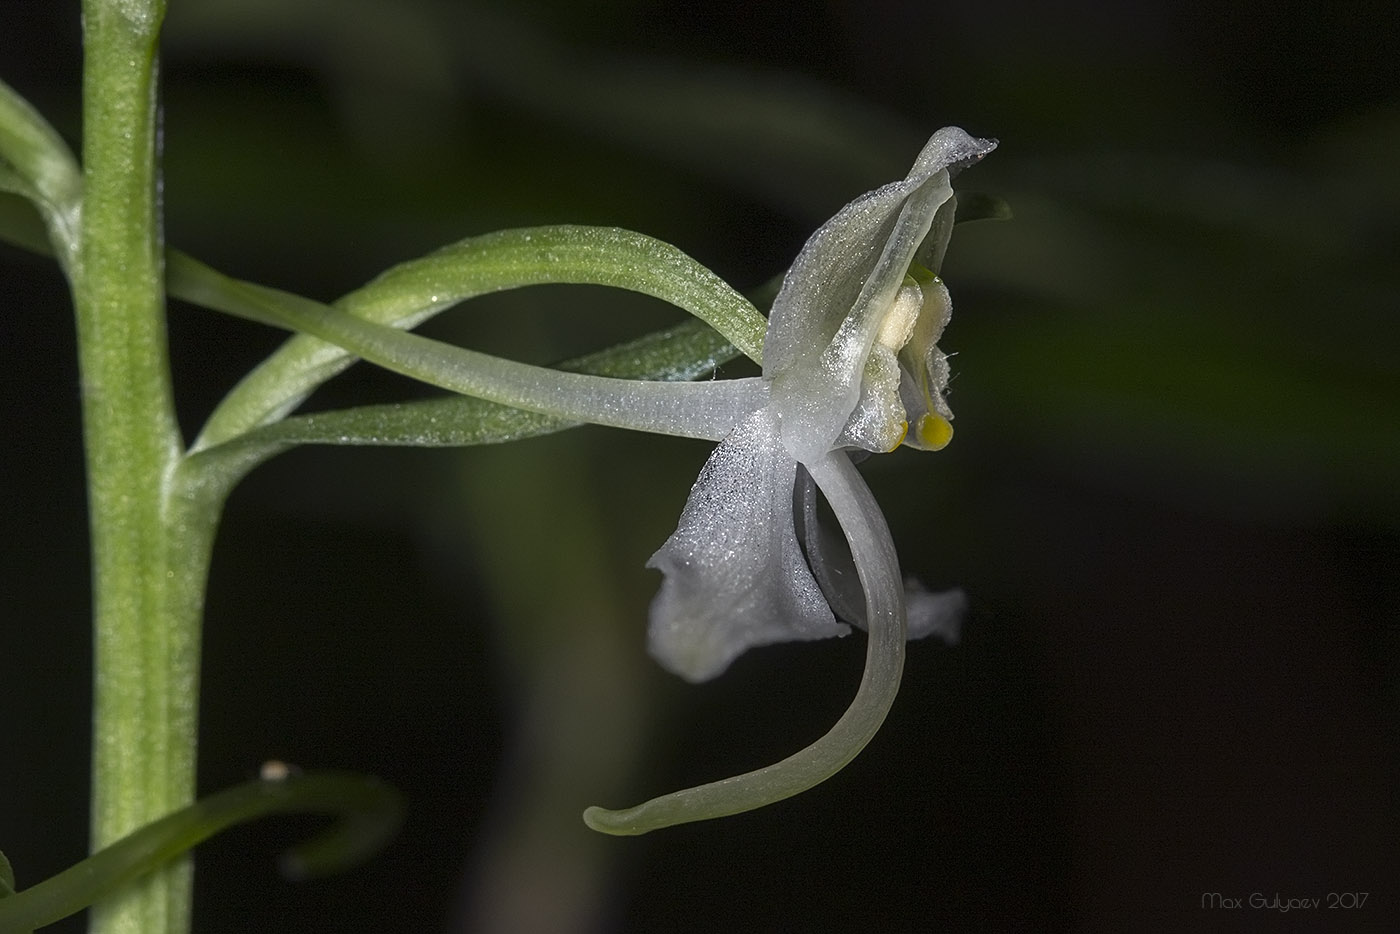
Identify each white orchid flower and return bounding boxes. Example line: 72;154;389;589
585;127;996;834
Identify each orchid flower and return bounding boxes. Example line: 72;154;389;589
584;127;996;834
137;125;993;837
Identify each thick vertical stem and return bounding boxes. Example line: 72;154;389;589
73;2;197;933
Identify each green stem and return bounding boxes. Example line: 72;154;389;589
73;3;205;934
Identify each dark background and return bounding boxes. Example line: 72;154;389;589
2;1;1397;931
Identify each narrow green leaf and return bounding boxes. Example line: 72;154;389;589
0;217;753;464
193;226;767;449
0;771;402;932
0;164;39;201
0;78;82;269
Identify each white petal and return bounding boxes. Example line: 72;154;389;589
838;344;907;453
763;127;996;463
645;407;848;683
796;467;966;643
904;579;966;644
585;452;907;834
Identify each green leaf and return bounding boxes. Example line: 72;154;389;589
191;226;766;449
0;164;39;202
0;771;402;933
0;214;756;468
0;78;82;269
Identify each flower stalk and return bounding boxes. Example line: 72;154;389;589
71;2;210;933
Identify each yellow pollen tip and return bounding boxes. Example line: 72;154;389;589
916;413;953;451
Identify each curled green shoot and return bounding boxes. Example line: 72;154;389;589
0;772;403;934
